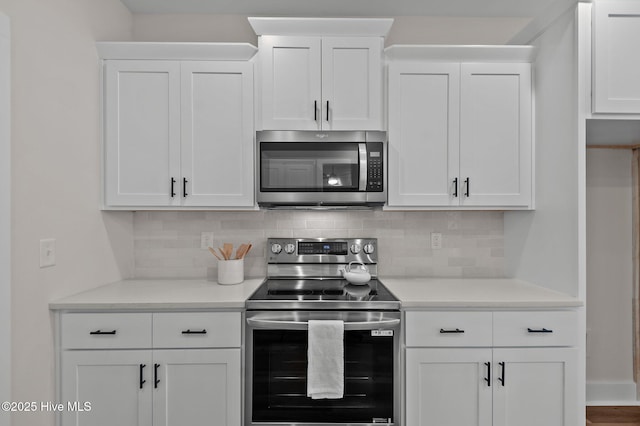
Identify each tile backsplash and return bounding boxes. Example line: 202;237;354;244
133;210;504;279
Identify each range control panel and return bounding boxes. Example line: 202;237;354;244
267;238;377;264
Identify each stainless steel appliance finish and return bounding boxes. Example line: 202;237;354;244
245;238;400;426
256;131;387;208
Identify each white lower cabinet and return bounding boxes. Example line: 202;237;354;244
59;312;241;426
405;310;578;426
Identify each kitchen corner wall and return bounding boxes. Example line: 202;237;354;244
134;210;505;279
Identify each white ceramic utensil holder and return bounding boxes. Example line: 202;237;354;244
217;258;244;285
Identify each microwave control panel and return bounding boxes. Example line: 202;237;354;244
366;142;384;192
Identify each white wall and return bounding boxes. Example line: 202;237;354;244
586;149;635;402
0;10;10;426
132;14;530;46
504;7;580;297
0;0;134;425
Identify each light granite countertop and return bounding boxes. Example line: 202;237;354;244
382;277;582;308
49;278;264;310
49;277;582;311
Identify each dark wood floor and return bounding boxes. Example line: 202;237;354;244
587;406;640;425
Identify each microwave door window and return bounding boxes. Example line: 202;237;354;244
261;143;359;192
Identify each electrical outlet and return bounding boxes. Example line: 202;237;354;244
40;238;56;267
430;232;442;250
200;232;214;250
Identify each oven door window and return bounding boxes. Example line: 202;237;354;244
252;329;394;423
260;142;360;192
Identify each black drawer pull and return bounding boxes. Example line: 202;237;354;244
498;362;505;386
154;363;160;388
181;329;207;335
440;328;465;334
89;330;117;335
527;328;553;333
484;362;491;387
139;364;146;389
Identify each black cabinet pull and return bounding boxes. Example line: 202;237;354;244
170;177;176;198
154;363;160;388
89;330;117;335
527;327;553;333
464;177;470;197
440;328;465;334
139;364;146;389
183;178;188;197
453;178;458;198
181;329;207;335
484;362;491;386
498;362;505;386
314;100;318;121
326;100;330;122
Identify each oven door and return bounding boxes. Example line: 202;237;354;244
245;311;400;426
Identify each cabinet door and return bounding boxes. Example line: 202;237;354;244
459;63;532;207
593;0;640;113
152;349;241;426
405;348;492;426
321;37;383;130
387;63;460;206
61;350;152;426
492;348;578;426
104;61;181;207
180;62;254;207
260;36;322;130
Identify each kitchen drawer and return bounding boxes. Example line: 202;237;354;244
61;313;152;349
152;312;241;348
493;311;578;347
405;311;493;347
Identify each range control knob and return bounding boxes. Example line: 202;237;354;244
350;244;361;254
363;243;375;254
270;243;282;254
284;243;295;254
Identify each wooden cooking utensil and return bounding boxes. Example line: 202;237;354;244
208;247;222;261
223;243;233;260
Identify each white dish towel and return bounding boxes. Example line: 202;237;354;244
307;320;344;399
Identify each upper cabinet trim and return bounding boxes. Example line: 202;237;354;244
248;17;393;37
96;42;258;61
385;45;537;62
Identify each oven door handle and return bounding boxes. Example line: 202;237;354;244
246;318;399;331
358;143;367;191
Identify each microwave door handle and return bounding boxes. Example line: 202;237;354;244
246;318;399;331
359;143;368;191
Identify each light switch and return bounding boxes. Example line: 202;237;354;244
430;232;442;250
40;238;56;267
200;232;214;250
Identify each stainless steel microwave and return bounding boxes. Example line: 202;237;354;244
256;131;387;208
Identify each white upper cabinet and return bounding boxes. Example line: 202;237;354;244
100;43;257;209
386;46;534;209
104;60;181;207
251;18;391;131
180;61;254;207
388;62;460;206
593;0;640;113
459;63;532;207
259;36;383;130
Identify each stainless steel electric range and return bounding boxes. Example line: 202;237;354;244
245;238;400;426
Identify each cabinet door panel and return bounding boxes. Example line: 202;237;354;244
594;0;640;113
152;349;241;426
61;350;152;426
260;36;321;130
388;63;460;206
492;348;578;426
181;62;254;206
104;61;180;206
460;63;532;207
406;348;492;426
322;37;383;130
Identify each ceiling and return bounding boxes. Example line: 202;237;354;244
119;0;563;18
